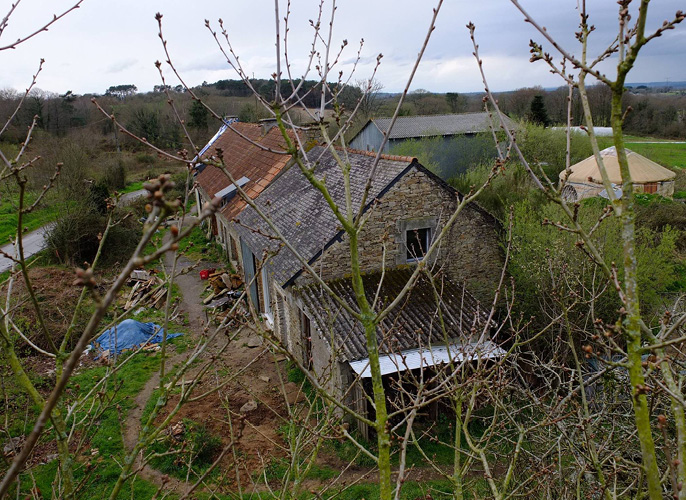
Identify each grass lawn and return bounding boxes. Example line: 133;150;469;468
15;350;175;498
181;225;227;264
121;180;145;194
6;273;190;498
0;190;67;245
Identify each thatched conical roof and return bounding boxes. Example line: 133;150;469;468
559;147;676;184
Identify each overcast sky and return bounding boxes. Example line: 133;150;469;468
1;0;685;96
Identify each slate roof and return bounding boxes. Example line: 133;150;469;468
296;268;492;362
194;122;294;220
371;112;517;140
233;146;417;286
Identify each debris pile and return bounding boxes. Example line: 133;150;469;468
3;436;25;458
125;270;167;310
168;422;185;442
203;269;244;311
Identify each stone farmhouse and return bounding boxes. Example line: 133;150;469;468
225;145;504;436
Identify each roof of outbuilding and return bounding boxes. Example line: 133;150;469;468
233;146;421;286
370;112;517;140
296;268;492;362
194;122;294;220
559;146;677;184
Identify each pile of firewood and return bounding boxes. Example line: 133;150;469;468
125;272;167;310
203;270;244;311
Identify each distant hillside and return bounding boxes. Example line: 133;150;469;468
626;81;686;89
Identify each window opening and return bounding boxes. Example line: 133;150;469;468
406;227;430;262
300;309;313;370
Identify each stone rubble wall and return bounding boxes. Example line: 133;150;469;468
294;168;503;304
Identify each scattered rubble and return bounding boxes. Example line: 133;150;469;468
246;336;263;348
3;436;24;457
240;400;258;413
125;273;167;310
168;422;185;441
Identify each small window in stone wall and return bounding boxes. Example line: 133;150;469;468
406;227;430;262
643;182;658;194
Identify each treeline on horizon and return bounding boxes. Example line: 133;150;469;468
0;77;684;149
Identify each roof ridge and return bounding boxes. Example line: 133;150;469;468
333;145;415;163
374;111;490;121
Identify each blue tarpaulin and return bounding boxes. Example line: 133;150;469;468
92;319;183;357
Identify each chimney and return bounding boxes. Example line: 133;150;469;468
259;117;278;135
301;121;329;146
223;115;238;125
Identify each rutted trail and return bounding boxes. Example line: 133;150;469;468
120;238;215;495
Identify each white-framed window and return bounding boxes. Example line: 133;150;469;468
406;227;431;262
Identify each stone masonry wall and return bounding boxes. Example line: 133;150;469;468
294;168;503;304
282;292;345;401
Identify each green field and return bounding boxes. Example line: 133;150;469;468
120;180;144;193
0;191;65;245
597;136;686;168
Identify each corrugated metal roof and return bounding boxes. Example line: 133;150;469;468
372;112;517;140
296;268;494;362
349;340;504;377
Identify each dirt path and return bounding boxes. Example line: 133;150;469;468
121;235;218;495
117;229;447;496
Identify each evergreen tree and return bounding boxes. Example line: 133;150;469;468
529;95;551;127
189;99;209;130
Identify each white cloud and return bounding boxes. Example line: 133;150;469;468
0;0;683;95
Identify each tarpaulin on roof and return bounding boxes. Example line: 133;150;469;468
92;319;183;357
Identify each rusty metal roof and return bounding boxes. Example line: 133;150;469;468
296;268;493;362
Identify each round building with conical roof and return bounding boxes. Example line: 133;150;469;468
559;146;676;201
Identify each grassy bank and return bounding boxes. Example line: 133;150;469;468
0;192;67;245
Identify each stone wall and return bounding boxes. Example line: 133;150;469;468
294;168;503;303
281;291;346;402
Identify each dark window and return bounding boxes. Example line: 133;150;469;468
406;227;430;262
300;309;313;370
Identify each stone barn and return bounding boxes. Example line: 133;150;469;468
232;146;504;435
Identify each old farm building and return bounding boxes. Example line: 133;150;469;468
349;112;517;153
193;119;295;263
349;112;518;179
229;146;504;435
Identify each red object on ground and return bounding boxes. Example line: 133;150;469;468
200;269;210;280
